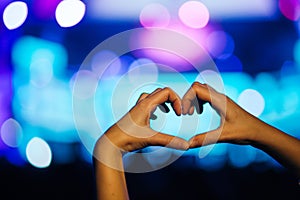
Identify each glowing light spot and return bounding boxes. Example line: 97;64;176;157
30;49;54;87
91;50;122;78
238;89;265;117
139;3;170;28
72;70;98;99
3;1;28;30
55;0;86;27
26;137;52;168
130;27;211;72
178;1;209;29
280;61;298;78
1;118;23;148
279;0;300;21
128;58;159;85
12;36;68;78
206;31;235;59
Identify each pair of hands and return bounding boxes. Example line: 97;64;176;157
97;82;262;153
94;82;300;200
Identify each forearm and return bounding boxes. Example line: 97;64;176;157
93;136;129;200
251;120;300;177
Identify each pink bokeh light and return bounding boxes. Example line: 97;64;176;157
178;1;210;29
279;0;300;21
130;23;214;72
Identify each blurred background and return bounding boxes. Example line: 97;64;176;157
1;0;300;199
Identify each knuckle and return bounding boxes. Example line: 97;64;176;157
192;82;201;87
139;92;149;99
163;87;171;92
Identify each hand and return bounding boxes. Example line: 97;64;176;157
182;82;263;147
95;87;189;154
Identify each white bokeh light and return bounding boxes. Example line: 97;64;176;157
55;0;86;28
3;1;28;30
26;137;52;168
178;1;210;29
238;89;265;117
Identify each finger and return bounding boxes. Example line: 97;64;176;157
182;90;203;115
183;82;226;115
147;131;189;150
188;129;222;148
136;89;162;119
150;89;170;113
145;87;182;116
182;86;196;115
149;88;163;96
136;92;149;104
136;88;162;104
188;106;194;115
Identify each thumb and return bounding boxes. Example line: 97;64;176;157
188;129;222;148
147;131;189;150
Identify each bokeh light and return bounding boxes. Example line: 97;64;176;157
255;73;278;115
12;36;68;81
30;49;54;87
206;31;235;59
139;3;170;28
55;0;86;28
178;1;210;29
130;26;211;72
279;0;300;21
0;118;23;148
26;137;52;168
3;1;28;30
91;50;122;78
0;72;12;138
238;89;265;117
128;58;159;85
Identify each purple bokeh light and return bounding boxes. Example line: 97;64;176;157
279;0;300;21
130;23;214;72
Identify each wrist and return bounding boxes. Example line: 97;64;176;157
248;117;278;148
93;135;125;171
